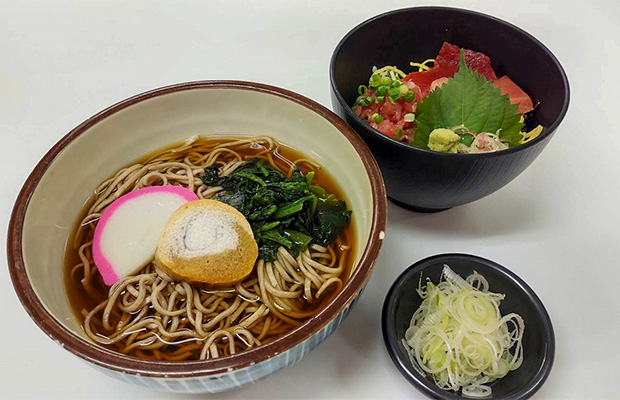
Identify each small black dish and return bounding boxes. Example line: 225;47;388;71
330;7;570;212
382;254;554;399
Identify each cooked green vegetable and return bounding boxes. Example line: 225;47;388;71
200;159;351;261
413;51;524;149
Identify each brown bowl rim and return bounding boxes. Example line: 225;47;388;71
7;80;388;378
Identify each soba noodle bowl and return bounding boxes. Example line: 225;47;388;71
67;136;352;361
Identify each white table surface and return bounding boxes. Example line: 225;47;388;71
1;0;618;399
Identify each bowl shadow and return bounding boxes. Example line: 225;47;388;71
387;190;545;240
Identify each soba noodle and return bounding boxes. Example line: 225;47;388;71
68;136;351;361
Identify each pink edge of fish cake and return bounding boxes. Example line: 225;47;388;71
92;186;199;286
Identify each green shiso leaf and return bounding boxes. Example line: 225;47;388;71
412;50;524;149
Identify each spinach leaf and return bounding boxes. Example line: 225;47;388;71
200;167;222;186
283;229;313;257
215;191;247;214
200;158;351;261
258;241;280;261
260;229;293;248
312;201;351;246
274;195;316;219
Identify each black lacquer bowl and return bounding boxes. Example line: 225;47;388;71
330;7;569;212
382;254;555;399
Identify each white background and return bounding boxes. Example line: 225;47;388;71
1;0;618;399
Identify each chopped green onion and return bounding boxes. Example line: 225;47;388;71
358;85;368;95
402;265;525;394
387;87;401;97
355;95;365;105
372;113;384;123
388;96;395;104
399;85;409;96
380;76;392;86
365;96;374;105
370;74;381;88
395;128;405;140
403;92;416;102
376;95;385;102
377;85;389;96
391;80;401;88
404;113;416;122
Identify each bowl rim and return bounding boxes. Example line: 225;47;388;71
329;6;571;158
7;80;388;378
381;253;555;399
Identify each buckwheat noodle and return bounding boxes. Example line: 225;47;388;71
69;136;350;361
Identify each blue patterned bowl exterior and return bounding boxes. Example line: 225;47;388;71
91;295;360;393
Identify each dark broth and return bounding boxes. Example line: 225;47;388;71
64;136;355;360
